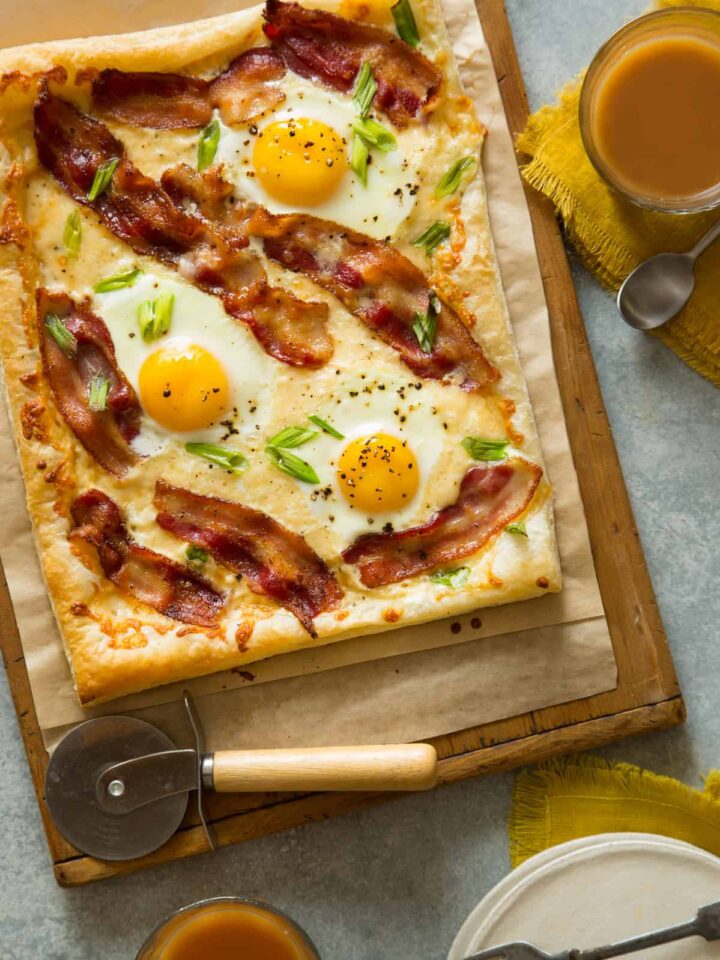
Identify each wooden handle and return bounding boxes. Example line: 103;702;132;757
210;744;438;793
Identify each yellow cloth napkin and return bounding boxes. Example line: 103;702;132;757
517;0;720;387
508;755;720;868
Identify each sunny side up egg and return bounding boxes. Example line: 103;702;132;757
215;74;428;239
301;378;451;544
95;268;275;455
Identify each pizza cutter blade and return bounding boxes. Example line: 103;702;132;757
45;715;189;862
45;692;438;862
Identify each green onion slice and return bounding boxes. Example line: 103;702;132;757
185;441;248;473
429;566;470;588
87;374;110;412
462;437;509;461
413;221;451;256
412;293;440;354
308;415;344;439
266;446;320;484
138;291;174;342
351;133;370;186
435;156;478;199
412;311;436;354
87;157;120;202
197;119;221;172
94;267;142;294
353;62;377;119
63;210;82;257
267;425;318;449
391;0;420;47
506;521;528;537
352;117;397;152
186;545;209;564
44;314;77;359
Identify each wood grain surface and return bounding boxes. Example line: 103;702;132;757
0;0;684;887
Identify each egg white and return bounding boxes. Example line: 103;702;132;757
296;377;451;544
94;267;275;455
214;73;428;240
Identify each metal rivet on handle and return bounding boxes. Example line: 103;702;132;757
107;779;126;798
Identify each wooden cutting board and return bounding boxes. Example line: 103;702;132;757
0;0;684;887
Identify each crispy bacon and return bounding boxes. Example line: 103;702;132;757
263;0;441;128
154;480;343;635
70;489;225;626
92;48;286;130
161;162;235;219
33;90;332;368
159;164;497;387
93;70;210;129
342;458;543;586
209;48;286;125
37;289;141;477
162;163;337;368
247;208;500;390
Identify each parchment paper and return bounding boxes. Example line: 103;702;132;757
0;0;618;751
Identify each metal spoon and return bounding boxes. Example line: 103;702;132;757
617;218;720;330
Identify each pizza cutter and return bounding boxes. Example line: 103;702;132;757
45;692;438;861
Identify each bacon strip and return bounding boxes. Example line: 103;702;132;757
247;207;500;390
93;48;286;130
263;0;441;128
160;164;498;388
93;71;210;129
154;480;343;635
37;289;141;477
342;458;542;586
34;90;332;368
70;489;225;626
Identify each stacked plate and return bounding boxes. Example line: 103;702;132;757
449;834;720;960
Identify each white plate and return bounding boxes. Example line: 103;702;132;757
449;833;720;960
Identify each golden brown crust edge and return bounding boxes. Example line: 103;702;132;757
0;0;561;706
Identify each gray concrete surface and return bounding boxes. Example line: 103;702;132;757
1;2;718;957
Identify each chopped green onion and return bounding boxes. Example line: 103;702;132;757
197;119;221;172
506;521;528;537
267;425;318;449
44;314;77;358
186;545;209;564
391;0;420;47
185;442;248;473
137;302;158;342
308;415;344;439
462;437;509;461
87;157;119;202
87;375;110;412
353;62;377;119
94;267;142;293
351;116;396;188
413;220;451;256
429;566;470;588
352;117;397;152
351;133;370;186
412;293;440;354
138;291;174;342
266;446;320;484
435;156;478;199
63;210;82;257
412;311;436;354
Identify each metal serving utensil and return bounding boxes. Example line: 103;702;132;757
44;691;437;861
617;218;720;330
463;900;720;960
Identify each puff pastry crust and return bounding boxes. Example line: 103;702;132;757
0;0;561;705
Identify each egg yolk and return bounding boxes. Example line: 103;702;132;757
253;117;348;206
138;342;230;432
337;433;420;514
